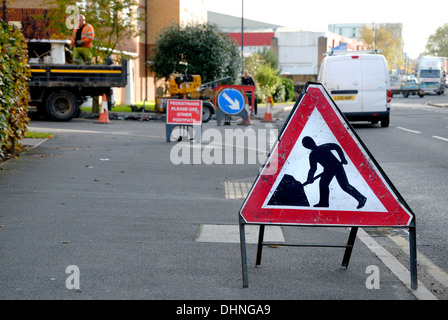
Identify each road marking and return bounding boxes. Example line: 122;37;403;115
397;127;421;134
224;181;252;199
357;228;437;300
388;234;448;289
196;224;284;244
432;135;448;142
396;128;448;143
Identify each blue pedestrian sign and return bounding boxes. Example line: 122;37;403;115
217;88;245;115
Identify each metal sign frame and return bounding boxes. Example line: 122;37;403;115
238;82;417;289
239;220;417;289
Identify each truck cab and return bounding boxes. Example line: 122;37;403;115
417;56;447;95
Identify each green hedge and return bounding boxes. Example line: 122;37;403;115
0;22;31;160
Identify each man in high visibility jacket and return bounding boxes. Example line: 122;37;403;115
71;14;94;65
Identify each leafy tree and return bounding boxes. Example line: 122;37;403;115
425;24;448;57
359;24;403;70
149;23;241;83
43;0;144;62
243;53;264;79
274;77;294;102
255;64;280;101
258;46;279;70
244;50;294;102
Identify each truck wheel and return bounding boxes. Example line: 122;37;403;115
202;102;214;123
403;91;409;98
45;90;79;121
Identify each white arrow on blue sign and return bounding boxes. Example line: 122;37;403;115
217;88;245;115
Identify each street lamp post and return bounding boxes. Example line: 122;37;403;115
241;0;244;74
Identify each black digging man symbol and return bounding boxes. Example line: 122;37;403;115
303;136;367;209
268;136;367;209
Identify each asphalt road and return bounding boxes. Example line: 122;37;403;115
1;96;446;304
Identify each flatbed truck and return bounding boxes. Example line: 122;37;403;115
401;78;423;98
29;60;127;121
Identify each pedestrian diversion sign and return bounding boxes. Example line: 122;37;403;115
239;83;414;227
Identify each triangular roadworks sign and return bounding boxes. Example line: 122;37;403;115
239;83;414;227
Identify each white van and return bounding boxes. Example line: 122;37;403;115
318;53;391;127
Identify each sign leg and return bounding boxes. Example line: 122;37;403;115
256;225;265;266
409;225;418;290
341;227;358;269
216;109;223;126
239;218;249;288
193;125;201;143
166;124;173;142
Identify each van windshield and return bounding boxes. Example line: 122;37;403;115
420;69;440;78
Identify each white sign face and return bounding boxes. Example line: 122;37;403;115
262;108;387;212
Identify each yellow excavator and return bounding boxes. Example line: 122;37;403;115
155;73;230;123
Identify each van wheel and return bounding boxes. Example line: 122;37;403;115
381;115;390;128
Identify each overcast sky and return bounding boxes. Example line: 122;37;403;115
206;0;447;59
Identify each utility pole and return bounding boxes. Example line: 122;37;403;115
241;0;244;74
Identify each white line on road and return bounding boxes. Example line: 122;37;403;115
432;135;448;142
388;234;448;290
397;127;421;134
357;228;437;300
396;128;448;142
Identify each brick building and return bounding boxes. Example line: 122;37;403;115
5;0;207;104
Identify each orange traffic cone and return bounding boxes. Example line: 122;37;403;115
262;97;274;122
245;112;252;125
238;102;253;125
97;94;110;124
